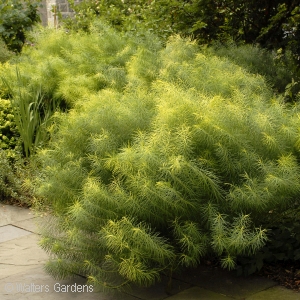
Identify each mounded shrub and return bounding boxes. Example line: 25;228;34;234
34;25;300;291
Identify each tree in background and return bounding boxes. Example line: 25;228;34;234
0;0;41;53
186;1;300;59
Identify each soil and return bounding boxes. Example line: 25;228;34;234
257;260;300;292
0;198;30;208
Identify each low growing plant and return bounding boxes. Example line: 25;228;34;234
0;149;34;206
236;202;300;275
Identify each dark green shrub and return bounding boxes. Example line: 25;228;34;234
0;149;18;201
0;0;41;53
0;98;29;205
34;25;300;291
237;204;300;275
63;0;178;39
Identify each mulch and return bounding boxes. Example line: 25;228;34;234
257;260;300;292
0;198;30;208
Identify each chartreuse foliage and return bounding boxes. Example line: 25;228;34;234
0;22;161;158
0;22;162;108
206;42;297;95
34;25;300;291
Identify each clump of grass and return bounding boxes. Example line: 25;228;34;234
2;68;54;157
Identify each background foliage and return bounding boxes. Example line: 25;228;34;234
62;0;300;99
0;0;41;53
64;1;300;56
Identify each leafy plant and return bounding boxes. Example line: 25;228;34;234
0;148;33;205
0;98;20;152
236;202;300;275
0;149;19;201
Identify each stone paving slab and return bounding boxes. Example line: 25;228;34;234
127;275;192;300
0;234;48;280
163;286;234;300
0;225;32;243
173;265;277;299
246;285;300;300
12;216;43;234
0;205;35;227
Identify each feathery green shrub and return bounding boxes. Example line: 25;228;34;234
34;25;300;291
59;1;300;102
0;22;162;110
207;42;299;97
0;22;162;158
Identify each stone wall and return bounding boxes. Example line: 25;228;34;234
39;0;82;27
